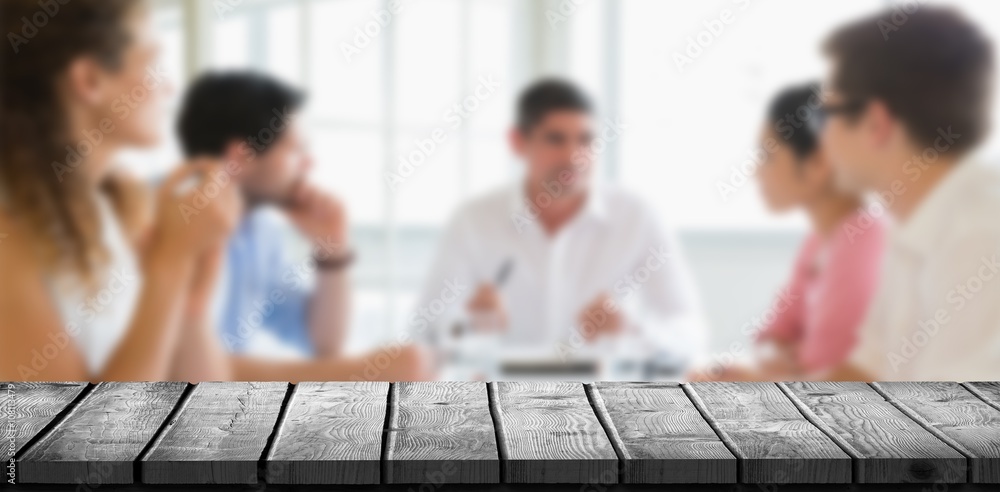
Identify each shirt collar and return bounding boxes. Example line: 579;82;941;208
892;157;979;256
508;180;608;227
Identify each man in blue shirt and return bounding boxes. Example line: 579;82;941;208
175;72;355;358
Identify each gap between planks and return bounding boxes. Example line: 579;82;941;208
583;383;628;483
485;381;509;483
134;382;197;483
257;382;296;483
380;382;398;483
20;382;302;486
10;382;96;463
15;381;994;486
130;382;296;484
680;383;743;482
775;381;864;482
869;382;978;483
961;382;1000;413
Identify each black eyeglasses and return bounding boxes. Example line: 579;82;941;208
813;100;868;131
820;100;867;115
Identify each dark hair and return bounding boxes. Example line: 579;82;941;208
516;78;593;133
0;0;142;281
177;71;305;157
824;6;993;155
768;82;823;160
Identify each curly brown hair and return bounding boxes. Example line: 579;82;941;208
0;0;144;282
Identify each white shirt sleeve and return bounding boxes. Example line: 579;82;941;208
405;210;477;346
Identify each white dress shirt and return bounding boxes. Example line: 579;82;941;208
850;159;1000;380
412;183;706;366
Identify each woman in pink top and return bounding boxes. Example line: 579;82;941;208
695;83;885;381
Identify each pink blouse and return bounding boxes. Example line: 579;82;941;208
757;211;886;373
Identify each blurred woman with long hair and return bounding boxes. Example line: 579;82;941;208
0;0;429;381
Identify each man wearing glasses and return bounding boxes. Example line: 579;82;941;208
818;6;1000;381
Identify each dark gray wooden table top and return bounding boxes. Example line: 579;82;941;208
3;381;1000;487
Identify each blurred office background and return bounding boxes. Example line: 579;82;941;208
133;0;1000;357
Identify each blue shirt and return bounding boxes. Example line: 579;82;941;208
211;207;314;355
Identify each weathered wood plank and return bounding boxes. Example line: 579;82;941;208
875;381;1000;483
589;382;736;483
2;382;88;460
140;382;288;484
781;381;966;483
17;382;187;484
385;382;499;484
490;381;618;484
685;382;851;484
964;382;1000;412
265;382;388;484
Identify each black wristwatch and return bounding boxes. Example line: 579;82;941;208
314;249;355;271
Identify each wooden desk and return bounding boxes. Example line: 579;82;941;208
4;381;1000;487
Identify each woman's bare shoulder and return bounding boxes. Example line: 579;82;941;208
0;207;90;381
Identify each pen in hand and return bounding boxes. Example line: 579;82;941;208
494;257;515;287
451;257;515;338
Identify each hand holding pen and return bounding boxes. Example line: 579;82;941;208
462;258;514;335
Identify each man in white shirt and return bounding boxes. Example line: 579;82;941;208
818;7;1000;380
413;79;705;375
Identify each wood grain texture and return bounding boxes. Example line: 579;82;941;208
1;382;88;460
140;382;288;484
265;382;388;484
17;382;187;484
385;382;499;484
781;381;966;483
490;381;618;484
875;381;1000;483
964;382;1000;412
590;382;736;484
685;382;851;484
